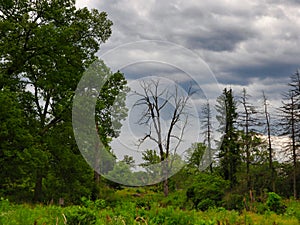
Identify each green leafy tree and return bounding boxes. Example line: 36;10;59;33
140;149;162;181
93;60;129;183
0;0;114;201
186;142;206;171
0;89;33;199
122;155;135;167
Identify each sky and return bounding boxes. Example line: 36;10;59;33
75;0;300;167
76;0;299;96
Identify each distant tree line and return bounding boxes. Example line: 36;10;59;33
185;72;300;200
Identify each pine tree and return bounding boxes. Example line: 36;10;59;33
216;88;240;187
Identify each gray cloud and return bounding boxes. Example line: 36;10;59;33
77;0;300;100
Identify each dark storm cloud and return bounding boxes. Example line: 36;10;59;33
77;0;300;100
228;63;298;82
184;28;255;52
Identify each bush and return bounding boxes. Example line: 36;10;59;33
80;197;107;210
160;191;187;209
223;193;244;211
253;202;269;214
148;206;195;225
65;206;96;225
197;198;216;211
0;197;10;212
266;192;286;214
186;173;229;210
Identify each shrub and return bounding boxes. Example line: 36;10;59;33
253;202;269;214
65;206;96;225
186;173;229;210
160;191;187;209
148;206;195;225
94;199;106;209
197;198;216;211
135;199;151;209
0;197;10;212
266;192;286;214
223;193;244;211
80;196;107;210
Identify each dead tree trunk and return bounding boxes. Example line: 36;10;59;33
263;92;275;192
134;79;193;197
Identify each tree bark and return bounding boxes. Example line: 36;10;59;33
33;173;43;202
163;179;169;197
263;92;275;192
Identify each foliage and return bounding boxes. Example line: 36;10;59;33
0;0;299;216
222;193;244;211
266;192;286;214
0;0;130;203
0;198;299;225
186;142;206;170
80;197;107;210
186;173;229;210
65;206;97;225
216;88;241;187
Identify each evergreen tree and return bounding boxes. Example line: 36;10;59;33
216;88;240;187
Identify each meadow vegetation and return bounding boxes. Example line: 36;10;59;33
1;189;300;225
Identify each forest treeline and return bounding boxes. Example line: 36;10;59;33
0;0;299;208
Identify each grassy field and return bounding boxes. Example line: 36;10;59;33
1;190;300;225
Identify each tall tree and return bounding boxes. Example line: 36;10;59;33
0;89;33;198
201;100;213;172
238;88;258;190
216;88;240;188
134;79;193;196
279;71;300;199
94;60;129;184
0;0;113;201
262;91;276;192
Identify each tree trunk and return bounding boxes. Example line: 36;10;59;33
292;113;297;200
163;179;169;197
33;173;43;202
293;155;297;200
94;171;100;184
162;158;169;197
263;92;275;192
246;147;251;190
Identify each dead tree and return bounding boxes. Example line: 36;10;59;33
133;79;194;197
262;91;275;192
279;91;299;199
238;88;258;191
279;71;300;199
201;99;213;173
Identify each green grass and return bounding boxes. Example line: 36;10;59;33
1;193;300;225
